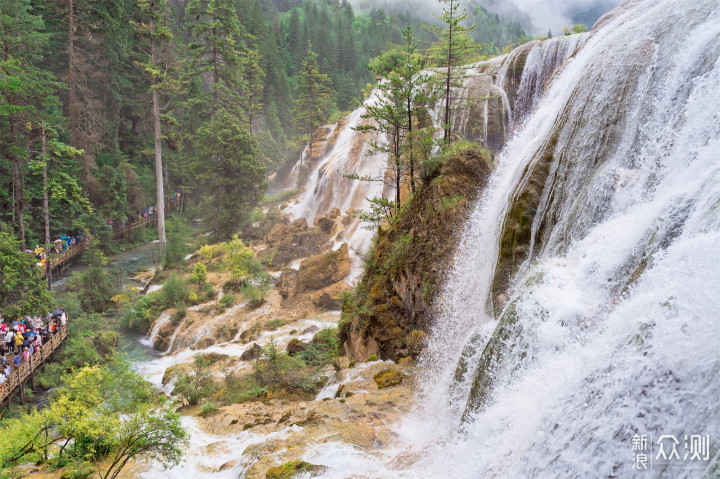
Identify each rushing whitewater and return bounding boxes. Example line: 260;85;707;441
305;0;720;477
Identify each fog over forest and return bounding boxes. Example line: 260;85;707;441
351;0;621;34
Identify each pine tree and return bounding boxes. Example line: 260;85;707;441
191;110;266;240
425;0;476;143
135;0;176;250
185;0;243;118
0;0;53;248
293;44;333;160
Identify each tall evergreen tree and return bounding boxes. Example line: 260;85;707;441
293;44;333;160
135;0;175;250
185;0;243;118
425;0;476;143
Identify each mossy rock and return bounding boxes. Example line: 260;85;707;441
266;461;326;479
286;338;308;356
374;368;405;389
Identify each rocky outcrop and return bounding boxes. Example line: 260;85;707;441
310;281;352;310
277;247;351;311
299;243;351;291
258;212;346;269
286;338;308;356
241;343;263;361
341;145;492;361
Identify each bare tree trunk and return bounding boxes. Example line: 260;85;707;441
68;0;78;146
10;113;25;249
42;120;53;289
444;0;454;143
151;21;166;249
42;120;50;245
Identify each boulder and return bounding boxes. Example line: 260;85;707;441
241;343;263;361
298;243;351;292
152;319;178;352
286;338;308;356
278;268;300;299
311;281;352;310
373;369;405;389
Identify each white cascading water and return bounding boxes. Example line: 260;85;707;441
287;100;391;260
304;0;720;477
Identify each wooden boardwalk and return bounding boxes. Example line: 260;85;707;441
0;324;69;405
43;193;185;275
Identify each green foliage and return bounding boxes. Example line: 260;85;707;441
301;328;342;371
265;318;286;331
240;282;269;308
355;196;396;230
191;262;207;285
563;24;588;35
120;273;190;332
294;44;334;154
0;357;186;478
223;235;256;287
0;232;53;318
172;354;217;405
192;111;267;241
164;215;193;267
38;313;119;390
199;399;218;416
251;338;315;392
219;294;235;308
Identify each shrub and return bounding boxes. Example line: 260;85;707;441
265;318;286;330
240;282;268;308
219;294;235;308
198;243;224;261
199;399;218;416
159;274;189;309
301;328;341;371
191;263;207;285
172;354;217;405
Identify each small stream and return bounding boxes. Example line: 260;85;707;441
54;241;164;364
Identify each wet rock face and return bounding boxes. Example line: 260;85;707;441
374;369;405;389
298;243;351;292
310;281;352;310
259;211;347;270
342;146;493;361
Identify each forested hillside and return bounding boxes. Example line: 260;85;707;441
0;0;527;247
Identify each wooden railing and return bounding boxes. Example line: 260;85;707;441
41;193;185;274
42;243;86;275
0;324;69;404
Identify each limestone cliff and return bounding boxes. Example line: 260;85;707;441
340;144;492;360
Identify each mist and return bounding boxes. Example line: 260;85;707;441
351;0;622;35
476;0;621;33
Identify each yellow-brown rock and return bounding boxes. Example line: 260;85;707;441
373;369;405;389
298;243;350;292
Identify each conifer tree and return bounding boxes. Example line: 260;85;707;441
185;0;243;118
293;44;333;160
135;0;175;250
425;0;476;143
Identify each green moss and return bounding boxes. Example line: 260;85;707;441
373;368;405;388
265;318;286;330
266;461;320;479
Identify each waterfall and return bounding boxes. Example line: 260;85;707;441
307;0;720;477
286;100;391;259
394;0;720;477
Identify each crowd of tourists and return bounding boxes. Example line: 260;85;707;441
0;308;67;385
